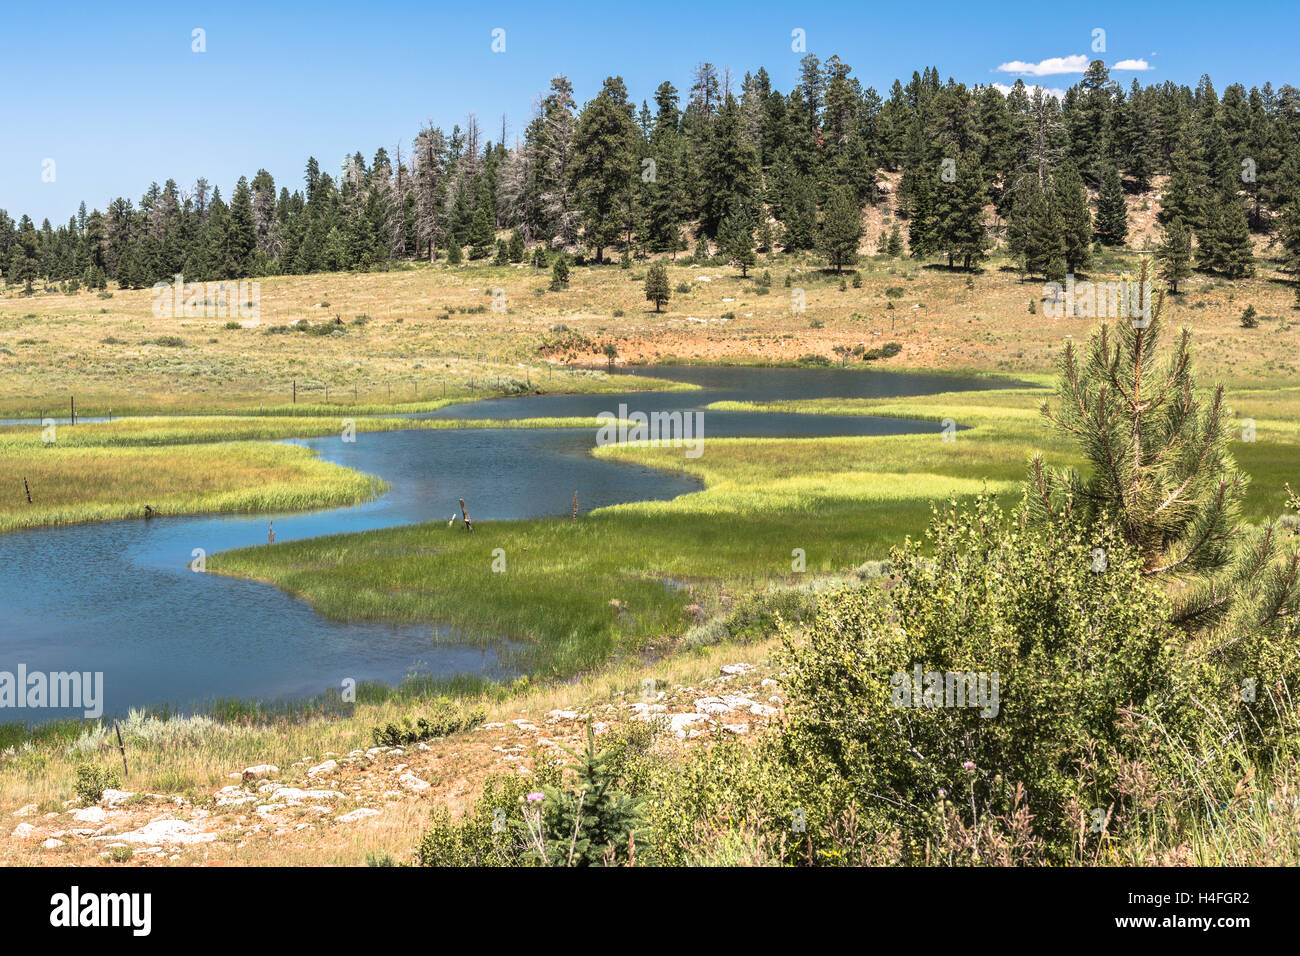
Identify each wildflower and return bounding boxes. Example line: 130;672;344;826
962;761;976;771
526;791;544;803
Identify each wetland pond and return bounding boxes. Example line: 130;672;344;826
0;366;1020;721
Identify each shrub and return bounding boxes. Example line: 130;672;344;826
1241;305;1259;328
864;342;902;361
415;721;647;867
416;770;549;866
74;764;121;806
371;699;486;747
517;723;645;866
772;496;1206;862
685;585;820;649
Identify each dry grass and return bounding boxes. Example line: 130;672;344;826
2;245;1296;418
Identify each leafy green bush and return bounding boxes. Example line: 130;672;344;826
773;496;1206;862
864;342;903;360
371;699;486;747
416;770;549;866
74;764;121;806
416;721;649;866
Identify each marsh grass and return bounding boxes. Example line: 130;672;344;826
0;441;384;533
210;383;1300;676
0;415;617;533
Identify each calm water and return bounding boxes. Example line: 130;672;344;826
0;366;1018;721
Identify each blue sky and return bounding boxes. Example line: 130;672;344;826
3;0;1296;225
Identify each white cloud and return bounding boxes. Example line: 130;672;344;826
1112;58;1153;71
995;54;1089;76
992;82;1066;101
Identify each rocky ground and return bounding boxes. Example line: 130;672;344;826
4;661;782;866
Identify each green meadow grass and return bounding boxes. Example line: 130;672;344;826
0;414;620;449
210;383;1300;676
0;441;385;534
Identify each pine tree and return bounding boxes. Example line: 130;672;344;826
1007;178;1061;278
717;202;756;277
699;93;759;237
571;76;639;262
933;156;990;270
884;221;904;257
1028;259;1300;639
1280;201;1300;305
523;722;643;866
507;228;526;262
446;240;463;265
1094;168;1129;246
549;254;570;290
1198;190;1254;278
1156;219;1192;293
644;261;670;311
227;177;257;277
493;238;510;265
819;189;863;274
467;206;495;260
1052;165;1092;273
777;174;818;251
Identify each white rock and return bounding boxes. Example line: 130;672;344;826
241;764;279;779
546;709;580;723
307;759;338;777
12;823;36;839
214;786;256;807
100;789;135;807
749;703;779;717
398;773;431;792
42;837;65;849
72;806;107;824
637;712;713;739
722;724;750;735
694;697;734;715
104;819;217;845
720;663;754;676
13;804;36;817
337;807;382;824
